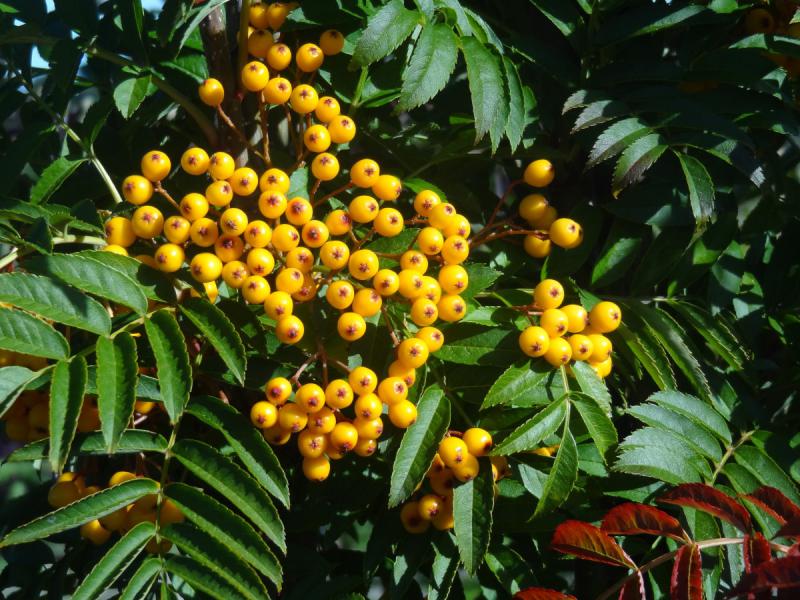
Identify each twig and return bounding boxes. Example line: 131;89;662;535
486;179;524;230
258;93;272;167
710;430;756;484
381;305;401;347
290;352;320;387
154;183;181;212
313;182;353;207
309;178;322;201
216;105;268;163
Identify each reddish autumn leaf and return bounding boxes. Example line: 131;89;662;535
671;543;703;600
514;588;577;600
618;570;646;600
744;533;771;573
743;487;800;526
776;515;800;539
788;542;800;557
659;483;752;532
726;556;800;597
551;520;636;568
602;502;687;541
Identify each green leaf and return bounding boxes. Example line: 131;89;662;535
461;264;502;300
7;430;167;462
351;0;420;68
570;361;612;415
615;428;705;484
72;522;154;600
627;403;721;461
118;557;161;600
453;458;494;574
0;307;68;359
0;273;110;335
572;100;627;132
461;37;506;144
675;152;715;226
428;534;459;600
0;478;159;547
534;423;578;517
492;396;567;455
482;360;552;409
389;386;450;507
649;390;731;443
180;298;246;385
144;310;191;424
113;76;153;119
163;555;245;600
571;392;617;462
166;483;282;588
0;366;38;418
590;220;645;287
162;522;268;600
26;253;148;315
612;134;668;196
733;445;800;504
616;323;677;390
528;0;582;42
187;395;290;508
366;227;418;255
435;325;518;366
171;439;285;552
97;333;138;452
77;250;175;304
399;23;458;110
485;546;537;594
667;301;748;370
30;157;87;204
587;117;653;168
502;57;526;152
597;4;707;45
48;356;87;473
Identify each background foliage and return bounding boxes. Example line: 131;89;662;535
1;0;799;598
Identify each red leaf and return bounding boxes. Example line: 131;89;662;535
602;502;687;541
514;588;577;600
743;487;800;526
619;570;646;600
788;542;800;557
659;483;752;532
744;533;771;573
726;556;800;597
671;543;703;600
552;520;637;569
776;515;800;539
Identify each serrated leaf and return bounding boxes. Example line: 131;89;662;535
435;324;518;366
670;543;703;600
572;100;627;132
389;386;450;507
616;323;677;390
659;483;752;532
461;37;506;143
399;23;458;110
166;483;282;588
0;273;111;335
615;429;704;484
461;264;502;300
113;76;153;118
628;403;721;463
570;361;612;415
529;0;582;41
453;458;494;574
162;522;268;600
7;430;167;462
492;396;567;455
744;487;800;525
667;300;748;370
570;392;617;462
0;366;38;419
590;220;645;288
733;445;800;505
551;520;635;568
30;157;87;204
48;356;87;473
163;555;245;599
97;333;138;452
0;307;68;359
26;253;148;315
534;424;578;517
351;0;419;68
77;250;175;304
187;395;289;508
503;57;526;152
180;298;246;385
597;4;707;45
0;478;159;547
171;439;285;552
72;522;154;600
587;117;652;168
675;152;715;226
145;310;191;424
648;390;730;443
428;533;459;600
601;503;687;541
612;134;668;196
482;360;552;409
119;557;161;600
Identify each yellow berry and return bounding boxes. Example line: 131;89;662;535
140;150;171;182
250;401;278;429
348;195;379;223
242;275;271;304
131;205;164;239
587;334;613;362
569;334;594;361
524;233;551;258
298;429;328;458
532;205;558;230
371;174;401;201
205;180;233;208
452;453;480;482
325;209;352;236
244;220;273;248
438;437;468;468
214;234;245;263
352;288;382;318
263;76;292;104
198;78;224;107
330;422;359;452
181;147;210;175
414;189;440;216
319;29;344;55
263;423;292;445
278;402;307;432
428;203;456;229
549;218;583;249
47;481;80;508
303;455;331;481
271;223;300;252
328;115;357;145
337;312;366;341
441;235;469;264
540;308;569;338
179;192;209;222
462;428;492;456
209;152;235;180
266;42;292;71
544;337;572;367
154;243;185;273
417;227;444;255
264;291;293;320
519;194;549;223
388;360;416;388
374;207;404;237
589;301;622;333
349;366;378;395
275;315;304;344
354;437;378;457
190;253;223;283
295;383;326;413
354;393;383;420
401;502;430;533
377;377;408;405
398;269;425;299
348;249;379;280
589;357;613;378
266;2;291;30
325;380;354;410
259;168;290;193
290;84;318;114
247;29;273;58
350;159;380;187
189;218;219;247
416;327;444;353
311;153;339;181
285;197;313;226
373;269;400;296
265;377;292;406
80;519;111;545
308;407;337;434
319;240;350;270
296;43;324;72
221;261;250;288
534;279;564;309
519;326;550;358
105;217;136;247
121;175;153;205
397;338;429;369
248;3;270;28
275;267;304;294
241;60;270;92
285;247;314;272
315;96;340;123
230;167;259;196
163;216;191;244
437;295;466;322
443;214;471;238
561;304;589;333
304;124;331;153
258;190;288;219
410;297;438;326
524;159;555;187
388;400;417;428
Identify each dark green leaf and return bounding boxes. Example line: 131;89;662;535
351;0;420;68
428;533;459;600
590;221;645;288
733;445;800;504
649;390;730;443
399;23;458;110
502;57;526;152
492;396;567;455
675;152;715;226
7;430;167;462
97;333;138;452
0;307;68;359
48;356;87;473
597;4;708;45
570;361;612;415
627;403;721;461
163;555;245;599
612;134;668;196
30;157;87;204
144;310;191;424
587;117;652;168
453;458;494;573
436;325;518;366
180;298;246;385
482;360;552;409
77;250;175;304
572;100;627;132
118;557;161;600
534;423;578;516
616;428;706;484
0;366;38;419
571;392;617;462
667;300;749;370
529;0;582;42
461;37;506;144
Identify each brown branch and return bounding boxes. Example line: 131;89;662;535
290;352;320;387
313;182;353;207
485;178;524;230
258;93;272;168
154;183;181;212
381;304;401;347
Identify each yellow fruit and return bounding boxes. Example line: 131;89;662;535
263;76;292;104
549;218;583;249
315;96;341;123
519;326;550;358
462;428;492;456
416;326;444;353
47;481;81;508
303;455;331;481
337;312;366;341
80;519;111;545
311;152;339;181
587;334;613;362
325;380;354;410
221;261;249;288
290;84;318;114
241;60;270;92
540;308;569;338
198;78;224;107
401;502;430;533
438;437;469;468
163;216;191;245
561;304;589;333
265;377;292;406
533;279;564;309
328;115;357;145
350;158;380;188
319;29;345;55
275;315;304;344
140;150;171;182
371;174;401;201
524;233;551;258
349;366;378;395
180;147;210;175
330;422;359;452
524;159;555;187
544;337;573;367
121;175;153;205
105;217;136;247
437;294;467;322
259;168;291;193
569;334;594;361
295;383;326;413
589;301;622;333
266;42;292;71
519;194;549;223
264;291;293;320
388;400;417;428
296;43;324;72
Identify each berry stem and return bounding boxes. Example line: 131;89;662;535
153;183;182;212
317;340;329;388
257;93;272;168
290;351;320;387
309;178;322;201
380;305;401;347
485;179;524;232
216;104;268;163
312;182;353;208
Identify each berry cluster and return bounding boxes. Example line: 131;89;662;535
2;388;100;444
742;2;800;76
46;471;183;551
517;279;621;378
399;429;507;533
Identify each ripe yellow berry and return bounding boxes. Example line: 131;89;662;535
429;468;456;496
285;247;314;272
410;297;438;326
354;437;378;457
350;159;380;188
284;197;312;226
162;216;190;244
263;76;292;104
561;304;589;333
428;203;457;229
534;279;565;309
180;192;209;221
121;174;153;205
296;43;324;72
244;220;273;248
302;455;331;481
388;400;417;428
519;326;550;358
524;233;551;258
198;78;224;107
308;407;337;434
154;243;185;273
294;272;318;302
438;265;468;295
325;209;352;236
140;150;171;182
275;267;304;294
105;217;136;247
81;519;111;545
532;205;558;230
589;301;622;333
260;167;291;193
278;402;307;433
371;174;401;201
242;275;271;304
462;428;492;456
349;366;378;395
266;2;291;30
247;29;273;58
263;423;292;445
290;84;318;114
374;207;404;237
271;223;300;252
241;60;270;92
569;334;594;361
437;295;466;322
304;124;331;153
438;437;469;468
131;205;164;239
544;337;573;367
328;115;357;145
397;269;424;299
315;96;340;123
524;159;555;187
519;194;549;223
230;167;259;196
206;180;233;208
189;218;219;247
443;214;471;238
214;234;245;263
325;280;355;309
349;195;379;223
295;383;326;413
258;190;288;219
266;42;292;71
99;507;128;531
377;377;408;406
265;377;292;406
221;261;250;288
441;235;469;264
264;291;293;320
587;334;613;362
416;327;444;353
373;269;400;296
414;189;440;216
397;338;429;369
250;401;278;429
452;453;480;482
590;357;613;379
209;152;235;180
330;422;359;453
549;218;583;249
48;481;81;508
388;360;416;388
181;147;210;175
325;380;354;410
319;29;344;55
275;315;305;344
418;494;443;520
348;249;379;280
311;153;339;181
352;288;383;317
399;250;427;274
337;311;366;341
248;3;270;28
540;308;569;338
354;393;383;420
417;227;444;255
298;429;328;458
319;241;349;270
190;253;223;283
401;502;430;533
